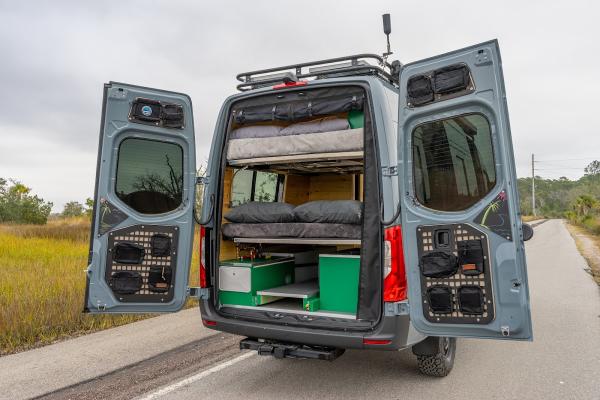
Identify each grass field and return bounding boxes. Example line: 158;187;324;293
0;217;199;355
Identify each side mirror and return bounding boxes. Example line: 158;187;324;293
522;223;534;241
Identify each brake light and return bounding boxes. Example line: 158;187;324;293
383;225;407;302
272;80;308;89
202;319;217;326
199;226;207;288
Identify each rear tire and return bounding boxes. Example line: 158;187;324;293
416;337;456;377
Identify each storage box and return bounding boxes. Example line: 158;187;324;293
318;254;360;314
218;257;294;307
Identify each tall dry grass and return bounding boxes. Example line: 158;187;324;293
0;218;199;355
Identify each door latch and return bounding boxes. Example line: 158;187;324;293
382;166;398;176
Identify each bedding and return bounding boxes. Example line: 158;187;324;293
227;128;363;160
293;200;362;224
229;125;282;140
221;222;361;240
224;202;295;223
279;116;349;136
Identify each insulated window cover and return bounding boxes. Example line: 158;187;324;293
148;266;172;293
458;240;485;275
427;285;453;313
420;251;459;278
433;64;470;94
113;242;145;264
407;75;434;106
458;286;485;315
109;271;143;295
151;234;172;257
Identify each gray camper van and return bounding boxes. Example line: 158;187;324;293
84;39;533;377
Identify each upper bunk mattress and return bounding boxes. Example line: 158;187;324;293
226;128;363;161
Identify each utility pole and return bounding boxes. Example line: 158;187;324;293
532;153;536;217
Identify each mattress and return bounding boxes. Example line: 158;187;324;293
226;128;363;161
221;222;361;240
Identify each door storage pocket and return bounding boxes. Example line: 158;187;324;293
148;266;172;293
109;271;143;294
427;285;453;313
457;286;485;315
151;234;172;257
420;251;459;278
113;242;145;264
457;240;485;276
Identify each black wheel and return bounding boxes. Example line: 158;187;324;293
415;337;456;377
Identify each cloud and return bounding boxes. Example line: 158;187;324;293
0;0;598;210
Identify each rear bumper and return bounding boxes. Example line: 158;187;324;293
199;300;416;351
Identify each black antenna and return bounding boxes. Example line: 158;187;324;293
382;14;393;58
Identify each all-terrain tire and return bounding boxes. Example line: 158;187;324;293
416;337;456;377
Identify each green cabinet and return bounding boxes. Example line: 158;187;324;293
218;258;294;307
318;254;360;314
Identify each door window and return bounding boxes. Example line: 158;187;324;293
412;114;495;211
115;138;184;214
231;170;280;207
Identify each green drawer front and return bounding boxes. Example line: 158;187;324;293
319;255;360;313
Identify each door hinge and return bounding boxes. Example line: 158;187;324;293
384;301;409;316
382;166;398;176
196;176;209;185
187;287;210;300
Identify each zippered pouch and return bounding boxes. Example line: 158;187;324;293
109;271;143;295
427;285;453;313
458;285;485;315
113;242;145;264
420;251;459;278
457;239;485;276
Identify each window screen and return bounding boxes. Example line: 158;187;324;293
116;138;184;214
412;114;496;211
230;170;279;207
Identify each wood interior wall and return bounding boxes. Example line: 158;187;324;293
308;174;355;201
219;167;237;261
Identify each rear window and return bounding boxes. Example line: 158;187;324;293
231;170;279;207
412;114;496;211
115;138;183;214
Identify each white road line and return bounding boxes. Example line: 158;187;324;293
136;352;255;400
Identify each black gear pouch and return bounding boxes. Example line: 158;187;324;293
113;242;145;264
151;234;172;257
420;251;459;278
109;271;142;294
407;74;434;106
148;266;173;293
457;240;485;276
458;286;485;315
427;285;453;313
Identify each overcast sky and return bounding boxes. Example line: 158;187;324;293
1;0;598;211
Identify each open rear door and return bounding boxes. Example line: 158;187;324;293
84;82;196;313
398;40;532;339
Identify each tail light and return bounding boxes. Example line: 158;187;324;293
199;226;208;288
383;225;407;302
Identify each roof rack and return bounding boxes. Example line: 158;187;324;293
236;54;400;91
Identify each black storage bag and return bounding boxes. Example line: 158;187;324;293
148;267;172;293
458;286;485;315
457;239;485;275
433;64;470;94
427;285;453;313
224;202;295;223
151;234;172;257
407;74;434;106
113;242;145;264
109;271;143;294
420;251;459;278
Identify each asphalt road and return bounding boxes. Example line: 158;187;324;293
2;220;599;400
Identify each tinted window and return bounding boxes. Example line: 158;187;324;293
230;170;279;207
116;138;183;214
412;114;495;211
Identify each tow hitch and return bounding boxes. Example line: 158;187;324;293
240;338;345;361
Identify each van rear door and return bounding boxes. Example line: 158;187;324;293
84;82;196;313
397;40;533;340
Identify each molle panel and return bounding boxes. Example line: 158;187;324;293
105;224;179;303
417;223;495;324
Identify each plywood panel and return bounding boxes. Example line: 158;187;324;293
220;167;237;261
308;174;354;201
283;174;310;205
359;174;364;201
